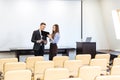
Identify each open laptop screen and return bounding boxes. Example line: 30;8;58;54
85;37;92;42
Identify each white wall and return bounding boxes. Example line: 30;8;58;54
0;0;81;51
0;0;112;59
82;0;109;50
100;0;120;49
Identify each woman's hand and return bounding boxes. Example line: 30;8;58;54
48;34;52;40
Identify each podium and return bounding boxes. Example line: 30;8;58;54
76;42;96;58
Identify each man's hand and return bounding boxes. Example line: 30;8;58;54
36;40;43;43
43;40;47;45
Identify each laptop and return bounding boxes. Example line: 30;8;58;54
85;37;92;42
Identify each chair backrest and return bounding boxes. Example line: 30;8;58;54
78;66;101;80
64;60;82;77
53;56;69;68
117;55;120;58
113;58;120;66
26;56;44;72
111;66;120;75
59;78;82;80
34;61;54;80
0;62;3;74
4;62;26;73
96;75;120;80
90;59;107;70
90;59;107;75
44;68;69;80
95;54;110;64
4;70;32;80
0;58;18;72
76;54;91;65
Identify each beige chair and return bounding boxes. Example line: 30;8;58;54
26;56;44;72
0;58;18;73
4;70;32;80
44;68;69;80
96;75;120;80
90;59;107;75
117;55;120;58
76;54;91;65
0;63;3;74
53;56;69;68
113;58;120;66
4;62;26;73
78;66;101;80
59;78;82;80
95;54;110;64
64;60;82;77
111;66;120;75
34;61;54;80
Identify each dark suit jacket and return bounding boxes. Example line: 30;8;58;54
31;30;49;50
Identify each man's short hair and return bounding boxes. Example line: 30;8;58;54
40;22;46;26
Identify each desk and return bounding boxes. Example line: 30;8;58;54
76;42;96;58
10;47;75;61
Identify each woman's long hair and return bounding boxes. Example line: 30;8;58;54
52;24;59;39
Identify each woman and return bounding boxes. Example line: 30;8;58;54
48;24;60;60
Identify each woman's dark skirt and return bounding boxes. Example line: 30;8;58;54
49;43;58;60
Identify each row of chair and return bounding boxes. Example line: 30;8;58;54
0;54;111;75
25;55;109;76
76;54;110;65
3;66;101;80
35;65;120;80
26;53;110;72
2;59;110;79
4;66;120;80
0;53;119;80
0;53;111;71
0;58;106;80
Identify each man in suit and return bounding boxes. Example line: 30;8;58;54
31;22;48;56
